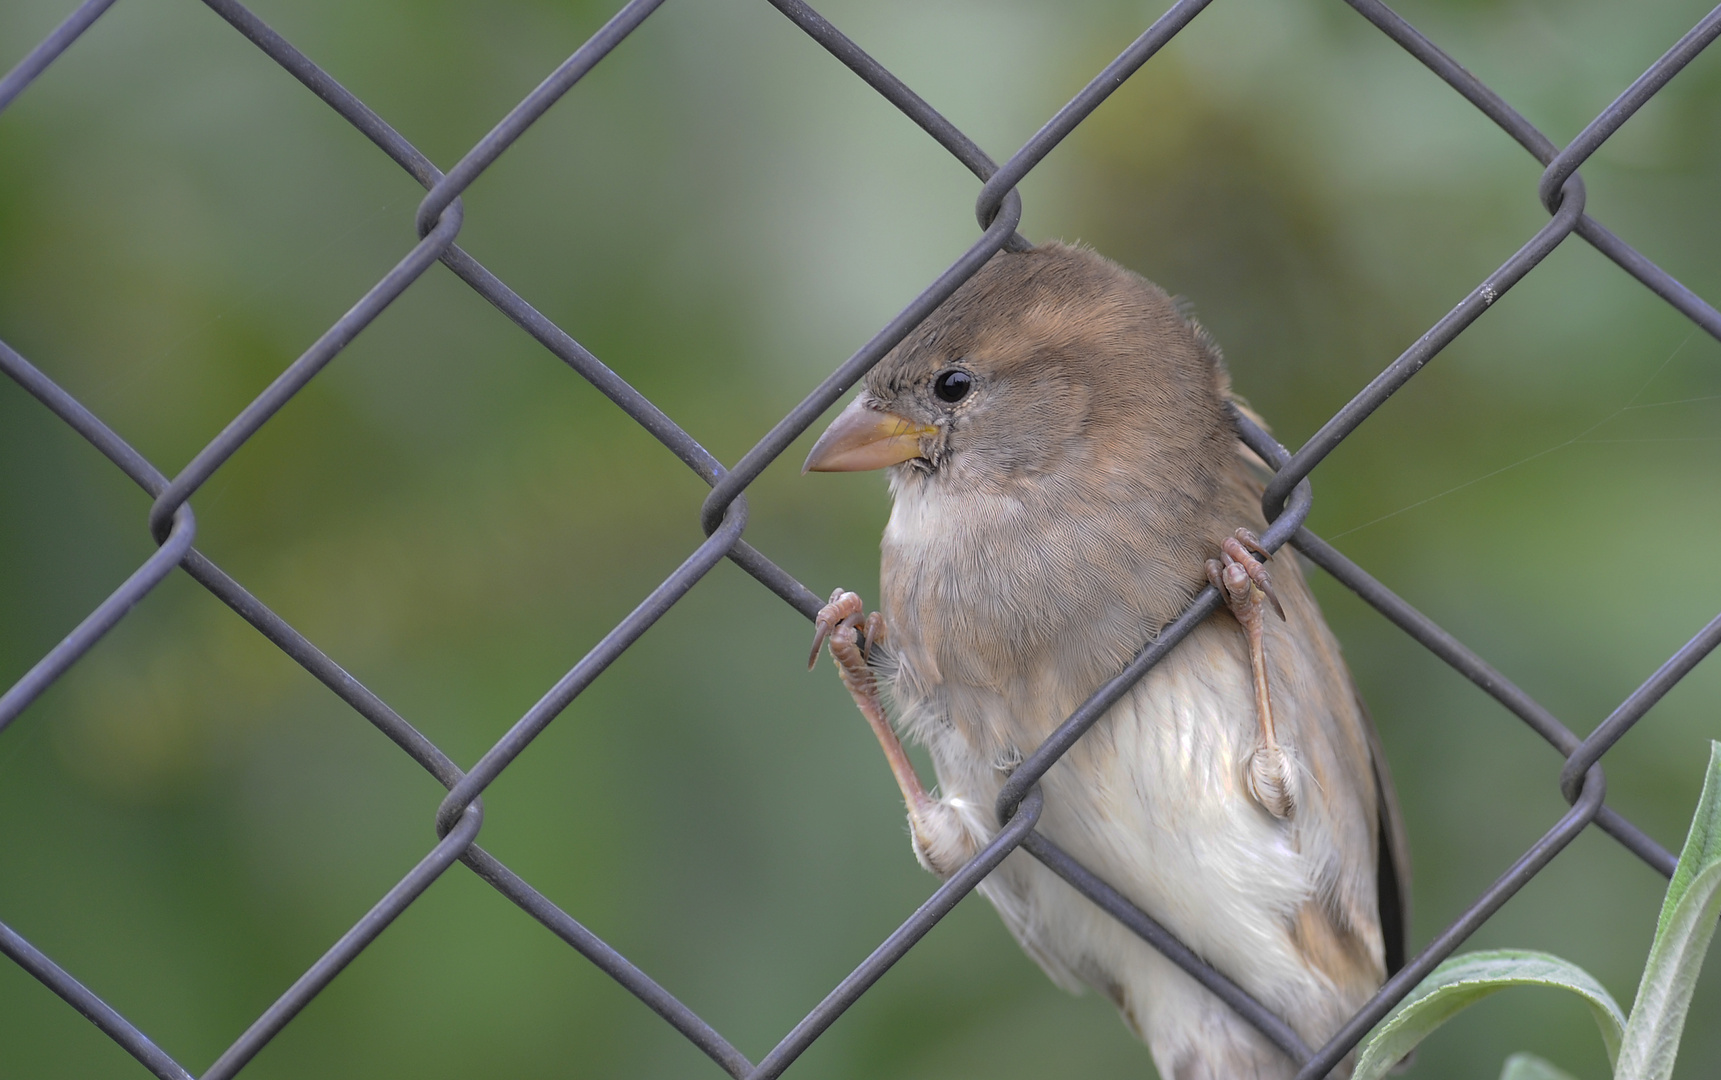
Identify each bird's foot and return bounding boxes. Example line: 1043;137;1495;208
809;588;886;688
811;588;938;819
1207;529;1295;820
1207;528;1284;622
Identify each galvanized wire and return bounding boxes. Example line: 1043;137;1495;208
2;0;1719;1076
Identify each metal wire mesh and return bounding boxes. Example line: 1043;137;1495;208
2;0;1719;1076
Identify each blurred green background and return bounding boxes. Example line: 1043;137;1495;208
2;0;1718;1076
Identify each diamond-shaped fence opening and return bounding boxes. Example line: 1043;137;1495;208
2;0;1719;1076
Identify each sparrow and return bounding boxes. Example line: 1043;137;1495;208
803;242;1409;1079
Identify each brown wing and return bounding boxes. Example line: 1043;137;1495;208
1227;423;1412;972
1353;685;1412;976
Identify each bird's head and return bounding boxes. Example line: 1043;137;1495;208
802;242;1231;496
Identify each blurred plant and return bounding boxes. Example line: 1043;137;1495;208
1354;741;1721;1080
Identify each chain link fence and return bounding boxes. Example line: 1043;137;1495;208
2;0;1719;1076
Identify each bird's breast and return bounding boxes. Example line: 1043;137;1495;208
881;482;1060;679
881;477;1194;700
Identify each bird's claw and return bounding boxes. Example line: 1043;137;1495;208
809;589;865;669
863;611;886;662
1210;528;1284;621
810;589;885;670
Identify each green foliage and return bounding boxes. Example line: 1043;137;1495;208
1355;742;1721;1080
1352;950;1624;1080
1499;1053;1582;1080
1616;742;1721;1080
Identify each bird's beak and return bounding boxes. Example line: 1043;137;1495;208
803;396;937;473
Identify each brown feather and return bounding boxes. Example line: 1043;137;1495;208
832;241;1404;1077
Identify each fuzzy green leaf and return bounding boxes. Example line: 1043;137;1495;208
1614;741;1721;1080
1498;1052;1581;1080
1352;950;1625;1080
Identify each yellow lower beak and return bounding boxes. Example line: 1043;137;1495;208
803;397;937;473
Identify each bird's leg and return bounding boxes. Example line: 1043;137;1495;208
810;590;934;821
1206;529;1295;819
811;589;978;875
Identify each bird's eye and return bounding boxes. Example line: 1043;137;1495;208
932;368;972;404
